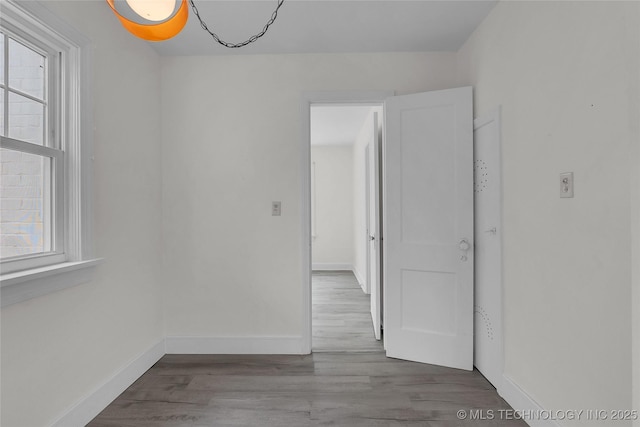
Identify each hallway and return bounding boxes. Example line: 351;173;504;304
312;271;383;352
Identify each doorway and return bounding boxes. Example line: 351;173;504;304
305;95;389;352
301;87;474;369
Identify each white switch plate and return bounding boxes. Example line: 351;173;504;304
272;201;281;216
560;172;574;198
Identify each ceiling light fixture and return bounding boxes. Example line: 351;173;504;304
106;0;188;41
125;0;176;21
107;0;285;47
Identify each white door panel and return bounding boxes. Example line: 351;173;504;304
384;87;473;370
370;112;382;340
365;147;372;295
473;109;503;387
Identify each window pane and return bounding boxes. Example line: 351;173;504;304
0;148;51;259
8;92;44;145
8;38;45;100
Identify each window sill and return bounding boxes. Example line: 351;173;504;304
1;259;103;308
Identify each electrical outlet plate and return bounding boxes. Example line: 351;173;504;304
560;172;574;198
272;201;281;216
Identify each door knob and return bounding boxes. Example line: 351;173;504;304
369;235;375;241
459;239;470;261
485;227;497;235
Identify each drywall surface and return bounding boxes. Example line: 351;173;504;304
161;52;457;339
311;145;354;268
457;1;639;424
630;5;640;425
0;2;164;426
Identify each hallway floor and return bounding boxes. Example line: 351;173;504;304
88;271;525;426
312;270;383;352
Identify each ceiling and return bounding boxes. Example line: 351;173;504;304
148;0;497;56
311;105;377;146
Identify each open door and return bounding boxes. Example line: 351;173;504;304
369;112;382;340
384;87;473;370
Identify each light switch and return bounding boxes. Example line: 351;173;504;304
272;201;282;216
560;172;574;198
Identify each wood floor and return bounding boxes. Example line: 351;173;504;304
312;271;383;352
88;271;525;427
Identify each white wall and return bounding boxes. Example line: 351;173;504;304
457;1;639;424
311;145;354;269
0;2;165;426
161;52;457;344
631;4;640;422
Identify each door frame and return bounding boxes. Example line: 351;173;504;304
300;90;393;353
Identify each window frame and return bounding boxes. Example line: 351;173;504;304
0;0;98;307
1;25;66;272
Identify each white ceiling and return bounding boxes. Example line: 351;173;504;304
148;0;497;56
311;105;376;146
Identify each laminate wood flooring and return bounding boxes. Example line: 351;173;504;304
89;353;526;426
312;271;383;352
89;270;526;426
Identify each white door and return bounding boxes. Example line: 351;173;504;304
364;142;373;295
384;87;474;370
369;112;382;340
473;109;503;387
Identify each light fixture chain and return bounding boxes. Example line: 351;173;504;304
188;0;285;49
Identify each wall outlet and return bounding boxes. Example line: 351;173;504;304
560;172;574;198
272;201;282;216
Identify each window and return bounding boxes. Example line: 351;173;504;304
1;24;65;272
0;1;97;306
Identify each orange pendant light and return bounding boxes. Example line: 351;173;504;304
106;0;188;41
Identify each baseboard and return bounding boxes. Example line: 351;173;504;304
352;267;365;290
312;264;367;292
312;263;352;271
165;336;307;354
50;339;165;427
499;375;560;427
